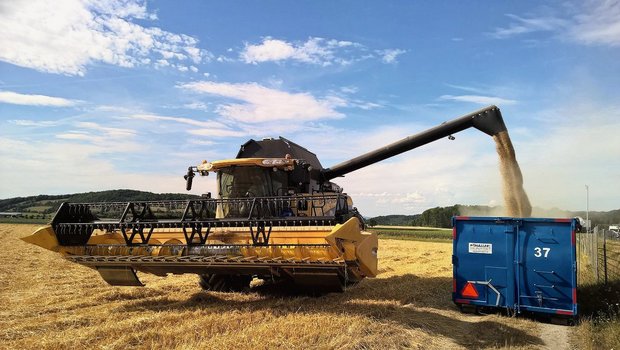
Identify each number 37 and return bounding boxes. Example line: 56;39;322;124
534;247;550;258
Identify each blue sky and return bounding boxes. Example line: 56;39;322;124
1;0;619;216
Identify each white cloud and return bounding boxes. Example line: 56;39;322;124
514;104;620;212
124;113;247;139
491;1;620;46
571;0;620;46
179;81;346;123
241;39;298;64
10;120;59;127
182;102;209;111
444;84;489;95
0;136;193;198
240;37;403;66
126;114;228;129
490;14;568;39
54;121;138;152
215;55;235;63
0;0;208;76
376;49;406;63
56;132;94;141
0;91;80;107
439;94;517;106
189;140;217;146
75;121;136;137
351;100;382;110
94;105;135;113
188;129;249;137
340;86;359;94
241;37;345;65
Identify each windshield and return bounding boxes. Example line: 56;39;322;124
218;167;288;198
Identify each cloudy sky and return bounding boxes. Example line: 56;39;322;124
1;0;619;216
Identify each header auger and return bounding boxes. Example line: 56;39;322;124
22;105;507;293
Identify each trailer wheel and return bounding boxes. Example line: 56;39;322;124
198;274;252;292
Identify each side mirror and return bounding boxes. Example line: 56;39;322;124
184;167;195;191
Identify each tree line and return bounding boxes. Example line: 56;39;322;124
370;205;620;228
0;189;200;213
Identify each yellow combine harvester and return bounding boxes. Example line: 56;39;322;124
22;105;508;293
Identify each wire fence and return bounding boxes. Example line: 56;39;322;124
578;225;620;285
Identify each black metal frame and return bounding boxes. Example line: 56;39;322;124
120;226;154;245
51;194;349;247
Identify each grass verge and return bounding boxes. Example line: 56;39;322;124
573;280;620;349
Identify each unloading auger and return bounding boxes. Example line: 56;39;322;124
22;105;508;292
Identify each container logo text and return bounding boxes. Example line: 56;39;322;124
468;242;493;254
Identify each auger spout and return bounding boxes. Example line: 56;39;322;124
321;105;507;181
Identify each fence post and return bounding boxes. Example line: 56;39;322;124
595;226;599;282
603;230;608;285
589;226;598;278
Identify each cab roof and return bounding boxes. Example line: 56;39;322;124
236;137;323;170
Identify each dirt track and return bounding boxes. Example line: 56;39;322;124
1;224;563;349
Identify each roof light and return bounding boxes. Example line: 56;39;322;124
262;159;287;166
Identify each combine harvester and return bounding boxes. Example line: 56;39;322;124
22;106;509;293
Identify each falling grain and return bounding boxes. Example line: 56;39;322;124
493;131;532;217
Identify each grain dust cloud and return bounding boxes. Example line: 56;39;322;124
493;131;532;217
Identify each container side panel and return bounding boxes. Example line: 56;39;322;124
517;219;576;314
453;218;515;308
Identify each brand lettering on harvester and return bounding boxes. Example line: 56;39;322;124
468;242;492;254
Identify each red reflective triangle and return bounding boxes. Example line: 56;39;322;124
461;282;479;298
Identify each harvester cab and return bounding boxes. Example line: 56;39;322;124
21;105;509;294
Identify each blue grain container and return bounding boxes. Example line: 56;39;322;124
452;217;578;317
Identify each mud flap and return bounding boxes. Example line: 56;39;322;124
97;267;144;286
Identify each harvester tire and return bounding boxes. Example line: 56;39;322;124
198;274;252;293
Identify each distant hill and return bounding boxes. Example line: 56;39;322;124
372;205;620;228
0;189;200;221
369;214;420;226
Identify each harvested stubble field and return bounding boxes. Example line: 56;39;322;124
1;224;552;349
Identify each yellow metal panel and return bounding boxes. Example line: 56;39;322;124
356;232;378;277
325;217;378;277
20;226;59;252
197;158;296;173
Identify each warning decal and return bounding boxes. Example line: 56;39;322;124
461;282;479;298
468;242;492;254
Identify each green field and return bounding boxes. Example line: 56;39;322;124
0;216;49;224
369;226;452;241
